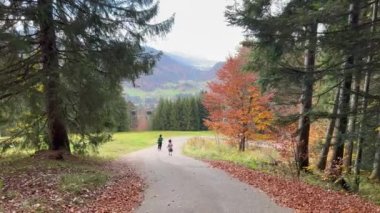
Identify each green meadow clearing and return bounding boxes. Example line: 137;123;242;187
0;131;213;159
97;131;213;158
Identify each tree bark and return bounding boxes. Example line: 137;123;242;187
38;0;70;152
317;88;340;170
239;96;253;152
296;22;317;171
239;135;246;152
329;0;360;174
354;0;378;190
370;120;380;180
328;76;352;176
343;71;360;173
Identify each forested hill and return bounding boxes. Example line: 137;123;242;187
122;48;224;105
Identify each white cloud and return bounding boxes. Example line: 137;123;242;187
146;0;244;62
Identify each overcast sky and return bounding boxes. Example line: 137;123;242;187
146;0;244;62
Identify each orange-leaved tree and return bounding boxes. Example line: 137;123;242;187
203;50;273;151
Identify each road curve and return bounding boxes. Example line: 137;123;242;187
123;137;292;213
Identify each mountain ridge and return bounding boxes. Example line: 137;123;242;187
122;48;224;105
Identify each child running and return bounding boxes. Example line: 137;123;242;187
157;134;163;151
167;139;173;156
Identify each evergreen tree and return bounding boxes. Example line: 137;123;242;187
226;0;325;168
226;0;380;188
151;95;208;131
198;93;209;130
182;98;193;130
0;0;174;152
167;100;177;130
151;99;164;130
177;98;186;130
190;97;201;131
161;99;171;130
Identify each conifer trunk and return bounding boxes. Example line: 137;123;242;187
354;0;378;188
296;22;317;170
329;77;351;173
38;0;70;152
329;1;359;174
367;0;379;182
343;72;360;172
370;123;380;180
317;88;340;170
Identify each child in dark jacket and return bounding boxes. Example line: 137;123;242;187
157;134;163;151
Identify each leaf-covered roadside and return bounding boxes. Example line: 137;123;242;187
0;156;143;212
74;161;143;213
207;160;380;212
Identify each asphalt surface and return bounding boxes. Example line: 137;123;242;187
124;137;293;213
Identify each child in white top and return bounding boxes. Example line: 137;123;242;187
167;139;173;156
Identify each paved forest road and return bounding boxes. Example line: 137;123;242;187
123;137;292;213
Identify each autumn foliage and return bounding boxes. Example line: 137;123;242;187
203;49;273;150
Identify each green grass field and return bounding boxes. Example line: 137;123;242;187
97;131;213;158
0;154;112;212
0;131;213;159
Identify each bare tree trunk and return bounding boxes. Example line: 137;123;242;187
329;1;360;175
370;114;380;180
353;0;378;190
367;0;380;181
329;84;350;174
38;0;70;152
239;135;246;152
343;71;360;173
317;88;340;170
239;96;253;152
296;22;317;171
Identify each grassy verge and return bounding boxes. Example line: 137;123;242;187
183;137;380;205
183;137;279;170
0;155;111;211
60;171;108;195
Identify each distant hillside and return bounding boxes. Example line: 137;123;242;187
165;52;219;70
122;48;224;105
201;61;224;80
129;53;203;91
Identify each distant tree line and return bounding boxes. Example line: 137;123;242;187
151;96;208;131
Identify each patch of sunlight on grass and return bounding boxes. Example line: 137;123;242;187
0;154;109;176
183;137;279;170
1;137;37;161
355;176;380;205
96;131;213;158
59;172;108;195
